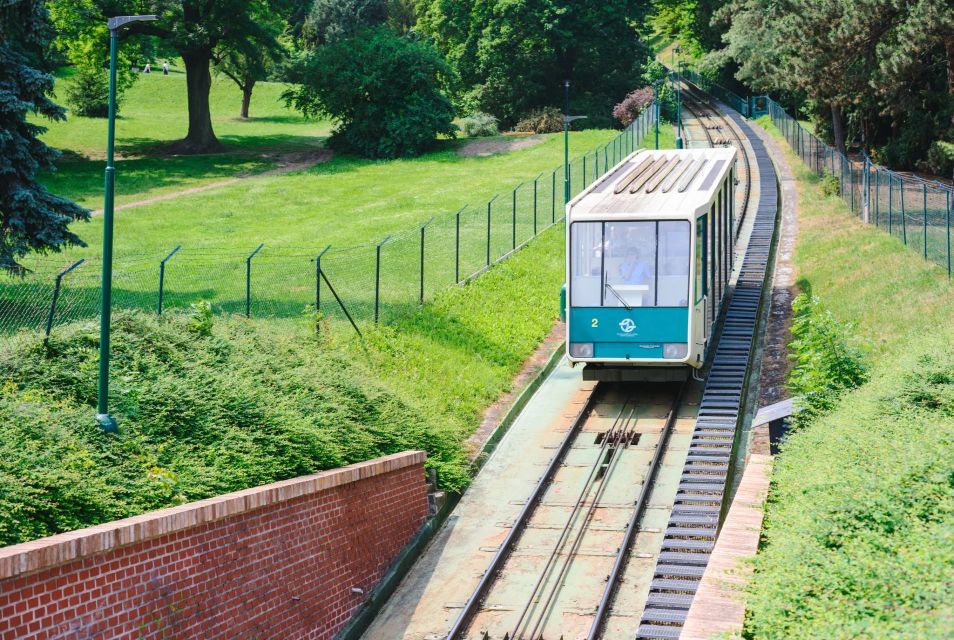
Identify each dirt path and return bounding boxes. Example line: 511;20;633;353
457;135;544;157
91;148;333;216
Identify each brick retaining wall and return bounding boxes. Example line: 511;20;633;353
0;451;427;640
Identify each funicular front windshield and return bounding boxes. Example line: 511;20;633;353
570;221;690;308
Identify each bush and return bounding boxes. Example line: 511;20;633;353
787;292;868;428
284;27;457;159
0;311;470;545
612;86;654;126
820;172;840;196
917;140;954;178
513;107;563;134
64;65;111;118
460;112;498;137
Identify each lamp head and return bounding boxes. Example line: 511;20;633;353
107;15;157;31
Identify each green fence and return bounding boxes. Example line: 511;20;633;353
1;104;660;337
767;97;952;277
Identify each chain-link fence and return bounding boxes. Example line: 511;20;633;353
1;104;660;337
768;98;953;277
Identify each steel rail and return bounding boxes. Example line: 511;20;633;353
517;398;646;640
444;384;604;640
507;398;639;639
586;379;688;639
682;84;754;237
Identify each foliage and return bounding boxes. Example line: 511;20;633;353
917;140;954;178
187;301;213;336
0;310;469;545
714;0;954;168
48;0;138;118
0;0;89;271
612;86;654;127
460;111;498;137
513;107;564;134
72;0;291;152
302;0;388;46
819;172;840;197
414;0;652;128
787;292;868;428
284;27;456;158
745;118;954;639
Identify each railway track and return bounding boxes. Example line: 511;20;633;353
446;381;689;640
632;87;780;640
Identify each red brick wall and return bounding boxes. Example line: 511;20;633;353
0;452;427;640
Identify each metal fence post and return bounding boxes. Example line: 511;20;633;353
157;245;181;315
533;174;540;236
889;176;894;235
923;184;929;259
875;170;880;227
245;243;264;318
45;258;85;339
512;184;519;250
552;170;556;223
315;244;331;314
900;180;907;245
374;235;391;324
420;217;433;304
455;208;461;284
945;185;951;278
487;195;498;267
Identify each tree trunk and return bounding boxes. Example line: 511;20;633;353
240;80;255;119
177;49;221;153
831;103;847;156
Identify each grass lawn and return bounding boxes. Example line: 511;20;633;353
743;117;954;639
37;66;333;210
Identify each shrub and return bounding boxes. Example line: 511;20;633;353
820;172;840;196
917;140;954;178
513;107;563;134
284;27;457;159
0;311;470;545
187;301;213;337
612;86;654;126
65;66;111;117
787;292;868;428
460;112;498;137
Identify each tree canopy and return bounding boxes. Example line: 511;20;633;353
0;0;89;271
713;0;954;167
414;0;652;128
284;26;456;158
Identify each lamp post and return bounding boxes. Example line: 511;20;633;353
96;14;157;433
653;80;661;150
675;52;684;149
562;80;587;204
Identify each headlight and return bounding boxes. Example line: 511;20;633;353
663;343;688;359
569;342;594;358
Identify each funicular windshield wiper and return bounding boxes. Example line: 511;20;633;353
604;283;632;310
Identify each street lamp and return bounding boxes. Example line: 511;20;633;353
653;80;662;150
674;47;683;149
96;14;157;433
562;80;587;204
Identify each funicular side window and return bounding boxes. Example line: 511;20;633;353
695;216;706;303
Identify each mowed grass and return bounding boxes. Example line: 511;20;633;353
31;64;639;260
743;117;954;639
37;65;333;210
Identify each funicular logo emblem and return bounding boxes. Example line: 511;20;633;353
619;318;637;334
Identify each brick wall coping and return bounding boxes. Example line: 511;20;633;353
0;450;426;581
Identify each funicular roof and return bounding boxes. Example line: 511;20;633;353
568;147;737;219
